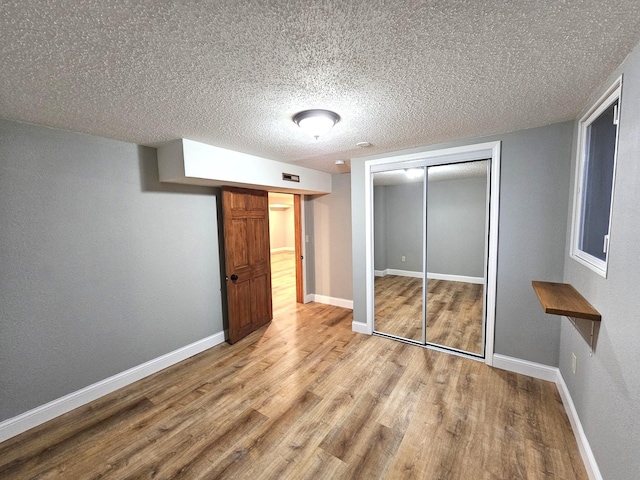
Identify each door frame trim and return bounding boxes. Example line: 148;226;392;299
294;194;305;303
363;141;501;366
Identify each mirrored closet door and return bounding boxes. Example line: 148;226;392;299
372;159;490;357
373;168;426;343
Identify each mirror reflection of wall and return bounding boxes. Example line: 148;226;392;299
372;160;489;356
373;169;424;342
427;173;487;282
426;162;488;354
374;179;424;276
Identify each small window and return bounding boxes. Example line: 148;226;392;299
571;76;622;277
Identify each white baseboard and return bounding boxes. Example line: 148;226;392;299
376;269;483;284
351;321;370;334
308;294;353;309
555;372;602;480
386;268;423;278
492;353;558;382
492;354;601;480
0;332;226;443
427;272;484;284
270;247;294;253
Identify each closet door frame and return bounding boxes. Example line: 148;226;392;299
364;141;501;365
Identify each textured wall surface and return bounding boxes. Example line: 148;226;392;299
561;40;640;480
351;121;573;365
0;120;223;422
306;174;353;301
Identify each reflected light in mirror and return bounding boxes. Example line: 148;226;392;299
374;160;489;186
404;168;424;179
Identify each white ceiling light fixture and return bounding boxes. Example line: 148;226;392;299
293;109;340;139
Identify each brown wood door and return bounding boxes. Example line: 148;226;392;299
222;187;273;344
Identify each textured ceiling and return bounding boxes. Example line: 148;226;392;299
2;1;640;174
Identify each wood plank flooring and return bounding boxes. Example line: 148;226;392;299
375;275;484;354
0;251;587;479
374;274;423;342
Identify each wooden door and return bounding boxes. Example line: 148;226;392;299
222;187;273;344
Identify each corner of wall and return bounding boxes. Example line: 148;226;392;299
492;354;602;480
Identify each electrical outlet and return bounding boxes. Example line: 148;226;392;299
571;353;577;374
401;255;406;262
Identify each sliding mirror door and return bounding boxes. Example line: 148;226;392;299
372;168;425;343
425;161;489;356
371;159;491;357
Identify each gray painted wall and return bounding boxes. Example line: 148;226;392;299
0;119;223;422
427;176;487;278
373;186;387;271
373;176;487;278
381;182;424;272
352;121;573;366
561;40;640;479
306;173;353;301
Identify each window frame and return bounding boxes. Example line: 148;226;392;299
570;76;622;278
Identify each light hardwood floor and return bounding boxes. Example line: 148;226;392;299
0;251;587;479
375;275;484;354
375;274;423;342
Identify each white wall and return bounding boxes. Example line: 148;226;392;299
561;39;640;480
159;139;332;194
268;197;295;251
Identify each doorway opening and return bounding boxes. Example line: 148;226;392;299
268;193;303;312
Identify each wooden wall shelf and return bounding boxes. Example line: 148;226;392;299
531;281;601;322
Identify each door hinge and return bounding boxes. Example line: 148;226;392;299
603;234;610;254
613;104;620;125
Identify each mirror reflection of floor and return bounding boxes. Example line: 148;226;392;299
374;275;484;354
374;275;423;342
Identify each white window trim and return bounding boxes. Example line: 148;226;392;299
570;75;622;278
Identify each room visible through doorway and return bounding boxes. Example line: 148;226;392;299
268;193;296;312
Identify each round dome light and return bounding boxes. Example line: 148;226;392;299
293;109;340;139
